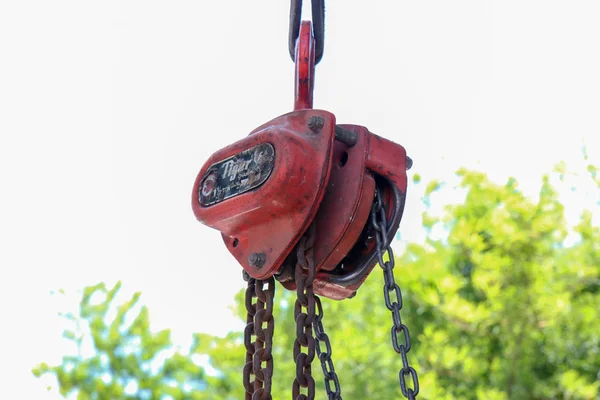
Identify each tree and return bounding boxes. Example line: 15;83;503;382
33;282;211;400
35;166;600;399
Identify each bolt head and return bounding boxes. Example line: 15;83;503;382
248;252;266;268
242;270;251;282
307;116;324;133
406;156;413;170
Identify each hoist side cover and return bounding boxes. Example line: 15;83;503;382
192;110;336;279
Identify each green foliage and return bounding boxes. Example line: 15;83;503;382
35;165;600;399
401;169;600;399
189;165;600;399
33;282;209;400
196;166;600;399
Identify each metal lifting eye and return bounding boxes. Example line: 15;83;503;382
289;0;325;64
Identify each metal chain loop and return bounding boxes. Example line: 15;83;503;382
289;0;325;64
313;295;342;399
293;224;317;400
371;186;420;399
244;277;276;400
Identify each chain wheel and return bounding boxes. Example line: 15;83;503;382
371;186;420;399
243;276;276;400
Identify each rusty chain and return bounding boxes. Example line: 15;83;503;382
242;189;418;400
243;276;276;400
293;223;317;400
371;186;420;399
243;223;343;400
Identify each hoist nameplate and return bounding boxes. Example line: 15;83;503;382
199;143;275;206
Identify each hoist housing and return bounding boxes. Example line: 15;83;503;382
192;110;409;300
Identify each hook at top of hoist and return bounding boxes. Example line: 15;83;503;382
289;0;325;64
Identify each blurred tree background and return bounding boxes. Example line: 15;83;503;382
34;165;600;400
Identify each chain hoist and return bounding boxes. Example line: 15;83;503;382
192;1;419;398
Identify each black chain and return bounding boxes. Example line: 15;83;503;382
313;295;342;399
243;277;276;400
293;224;318;400
371;186;420;399
289;0;325;64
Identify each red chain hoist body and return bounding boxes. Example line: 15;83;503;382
192;21;411;301
193;5;421;398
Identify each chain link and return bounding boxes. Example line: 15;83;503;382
371;186;420;399
244;277;276;400
289;0;325;64
293;224;317;400
313;295;342;399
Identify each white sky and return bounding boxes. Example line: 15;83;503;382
1;1;599;398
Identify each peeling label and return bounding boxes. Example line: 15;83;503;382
199;143;275;206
